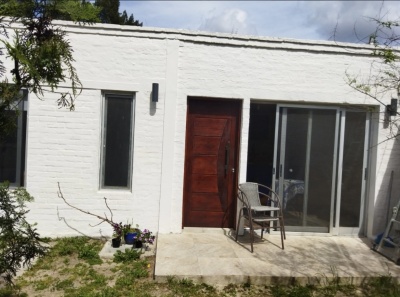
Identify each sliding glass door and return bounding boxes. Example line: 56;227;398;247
271;105;369;234
275;107;338;232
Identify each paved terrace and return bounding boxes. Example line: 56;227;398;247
154;228;400;286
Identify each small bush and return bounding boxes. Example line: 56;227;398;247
113;248;142;263
78;244;102;265
0;183;48;285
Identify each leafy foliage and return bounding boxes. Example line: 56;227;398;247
347;18;400;99
0;0;100;139
345;16;400;142
0;0;96;106
77;243;103;265
46;236;103;265
95;0;142;26
113;248;142;263
0;182;48;285
0;0;142;139
0;0;101;23
0;287;27;297
0;84;22;139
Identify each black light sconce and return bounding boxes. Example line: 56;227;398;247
386;98;398;117
151;83;159;103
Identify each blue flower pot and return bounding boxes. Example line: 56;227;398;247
124;232;137;245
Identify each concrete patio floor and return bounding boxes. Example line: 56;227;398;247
154;228;400;286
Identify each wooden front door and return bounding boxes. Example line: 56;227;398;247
183;98;241;228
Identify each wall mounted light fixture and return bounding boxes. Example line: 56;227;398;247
386;98;398;117
151;83;159;103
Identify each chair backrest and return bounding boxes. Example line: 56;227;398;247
239;182;262;207
239;182;282;210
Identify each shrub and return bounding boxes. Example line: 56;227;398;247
113;248;142;263
0;182;48;285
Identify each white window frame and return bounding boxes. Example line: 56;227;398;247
100;92;135;190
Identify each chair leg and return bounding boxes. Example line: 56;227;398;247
249;220;254;253
235;209;242;242
280;218;285;250
281;216;286;240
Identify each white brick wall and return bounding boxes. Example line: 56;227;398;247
6;22;394;238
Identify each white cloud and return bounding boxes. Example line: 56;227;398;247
303;1;400;42
199;8;257;35
119;1;400;43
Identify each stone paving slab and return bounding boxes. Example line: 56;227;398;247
154;228;400;286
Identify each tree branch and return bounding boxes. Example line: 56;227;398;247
57;182;115;227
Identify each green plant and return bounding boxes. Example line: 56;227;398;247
54;279;74;291
270;283;318;297
114;260;149;290
0;287;28;297
113;248;142;263
122;223;139;236
137;228;156;245
46;237;104;266
112;222;123;239
78;244;103;265
364;274;400;297
33;275;57;291
0;182;48;285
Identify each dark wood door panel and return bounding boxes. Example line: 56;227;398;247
193;118;227;136
191;193;223;211
191;156;217;174
192;136;220;154
191;175;218;193
185;211;230;227
183;98;241;228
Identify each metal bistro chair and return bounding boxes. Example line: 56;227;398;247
235;182;286;252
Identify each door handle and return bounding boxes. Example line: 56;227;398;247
225;142;230;177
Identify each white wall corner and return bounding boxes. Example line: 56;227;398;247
237;98;251;235
158;39;179;233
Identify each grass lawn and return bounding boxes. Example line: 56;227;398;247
1;236;399;297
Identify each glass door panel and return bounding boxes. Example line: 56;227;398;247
339;111;367;230
278;107;337;232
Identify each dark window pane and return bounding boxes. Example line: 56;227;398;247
104;96;132;188
340;112;366;227
246;103;276;188
20;111;27;185
0;112;18;183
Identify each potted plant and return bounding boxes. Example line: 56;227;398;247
123;224;139;245
135;228;155;249
111;222;123;248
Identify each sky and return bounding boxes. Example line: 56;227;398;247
119;1;400;43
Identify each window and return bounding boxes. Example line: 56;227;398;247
101;93;135;189
0;92;28;186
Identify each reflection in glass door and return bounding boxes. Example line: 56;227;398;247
276;107;339;232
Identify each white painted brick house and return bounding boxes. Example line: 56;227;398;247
1;21;398;239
